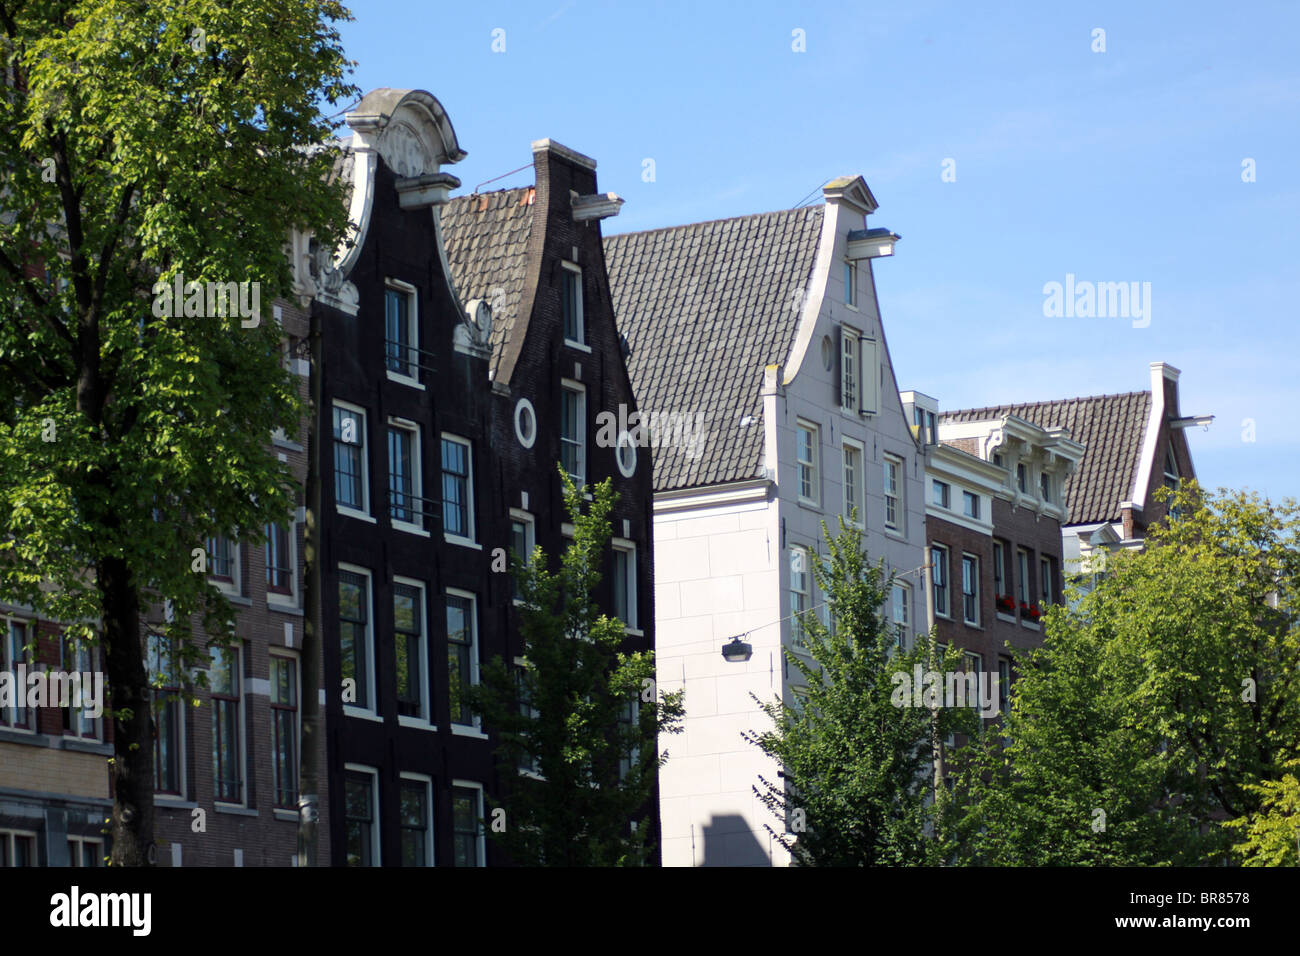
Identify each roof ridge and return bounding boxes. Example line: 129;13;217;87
604;203;821;241
942;389;1150;418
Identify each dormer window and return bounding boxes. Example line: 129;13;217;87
1016;463;1027;493
561;263;584;346
1040;472;1052;503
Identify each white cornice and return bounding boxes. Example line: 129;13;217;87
654;478;773;515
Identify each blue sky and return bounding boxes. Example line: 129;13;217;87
340;1;1298;504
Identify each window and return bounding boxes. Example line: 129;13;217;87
514;398;537;448
67;836;103;868
1;620;31;729
961;554;979;626
1040;556;1054;606
796;422;819;504
561;263;584;345
210;644;244;804
962;490;980;519
384;284;418;380
998;658;1011;715
1039;471;1052;503
1016;549;1031;606
441;435;475;542
393;579;428;722
1164;445;1180;517
148;633;183;795
789;546;810;647
913;407;937;445
509;511;535;603
270;654;299;809
265;521;294;598
931;479;950;509
993;541;1007;604
0;831;36;866
843;441;864;526
446;591;478;728
388;422;423;530
843;261;856;307
515;662;541;778
399;775;433;867
560;383;586;486
333;404;368;513
452;783;485;867
616;431;638;478
60;637;100;739
338;568;374;712
931;544;950;618
883;455;903;531
612;543;637;630
344;768;379;867
206;535;236;583
892;581;911;648
840;327;859;411
618;697;640;782
1016;463;1027;493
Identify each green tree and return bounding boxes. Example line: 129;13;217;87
468;472;685;866
0;0;356;864
1225;755;1300;866
951;483;1300;865
744;517;978;866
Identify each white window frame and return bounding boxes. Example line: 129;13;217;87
842;439;865;528
932;479;950;509
450;780;486;867
611;538;640;634
513;656;543;780
343;764;380;867
440;433;477;547
560;261;587;349
60;636;102;741
892;581;911;649
268;650;301;812
961;553;980;626
1016;549;1031;606
0;829;38;866
840;326;860;412
843;260;857;309
206;533;242;597
209;642;247;807
333;401;371;520
962;490;981;520
1039;471;1052;503
338;564;377;719
998;658;1012;715
265;516;299;610
384;279;421;387
446;588;484;737
883;454;903;533
394;576;433;729
148;632;187;800
796;420;820;506
1;618;33;732
931;544;950;619
789;545;811;649
615;431;638;479
508;509;535;606
67;835;104;868
398;772;435;867
560;380;587;488
387;417;427;535
1040;555;1053;606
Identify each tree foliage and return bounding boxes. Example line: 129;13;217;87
744;517;978;866
468;472;685;866
0;0;356;863
951;483;1300;865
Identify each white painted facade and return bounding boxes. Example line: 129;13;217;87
653;179;925;866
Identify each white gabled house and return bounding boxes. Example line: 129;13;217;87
604;177;922;866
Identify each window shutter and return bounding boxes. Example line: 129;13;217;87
860;337;879;414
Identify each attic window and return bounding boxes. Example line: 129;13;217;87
1163;444;1180;517
843;261;857;308
561;263;584;346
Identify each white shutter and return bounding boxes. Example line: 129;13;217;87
860;337;879;414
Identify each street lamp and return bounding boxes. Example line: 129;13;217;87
721;636;753;663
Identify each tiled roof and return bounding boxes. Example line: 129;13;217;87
603;205;825;491
440;186;536;379
942;391;1153;525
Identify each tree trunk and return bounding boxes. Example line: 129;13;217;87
100;555;155;866
297;305;324;866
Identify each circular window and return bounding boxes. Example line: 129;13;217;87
820;335;833;370
616;430;638;478
514;398;537;449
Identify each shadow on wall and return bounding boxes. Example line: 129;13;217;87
700;814;770;867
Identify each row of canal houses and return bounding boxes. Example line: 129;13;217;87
0;87;1205;867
